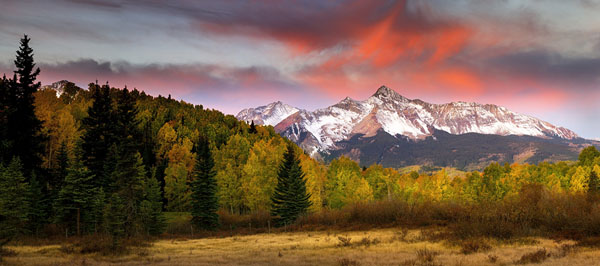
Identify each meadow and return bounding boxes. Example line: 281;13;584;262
3;227;600;266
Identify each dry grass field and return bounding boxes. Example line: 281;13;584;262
3;229;600;266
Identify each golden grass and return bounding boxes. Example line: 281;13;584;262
3;229;600;265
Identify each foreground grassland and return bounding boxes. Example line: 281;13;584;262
4;229;600;266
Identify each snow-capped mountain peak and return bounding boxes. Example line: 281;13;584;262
236;86;579;155
236;101;299;126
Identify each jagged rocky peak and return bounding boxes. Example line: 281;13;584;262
373;85;394;96
371;85;408;102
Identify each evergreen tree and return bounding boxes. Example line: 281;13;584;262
112;151;146;235
271;144;311;226
191;136;219;230
0;158;29;245
49;142;69;205
114;88;141;150
26;173;48;236
81;83;114;188
5;35;45;174
249;120;257;134
103;193;126;250
140;171;166;236
53;160;98;235
0;76;10;161
588;168;600;199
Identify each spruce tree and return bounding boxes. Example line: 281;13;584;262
49;142;69;204
191;136;219;230
0;158;29;245
140;171;166;236
271;144;311;226
26;173;48;236
0;76;10;161
6;35;45;174
103;193;126;250
249;120;257;134
53;160;98;235
81;83;114;188
112;152;146;235
588;169;599;200
110;88;146;235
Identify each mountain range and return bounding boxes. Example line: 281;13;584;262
238;86;597;170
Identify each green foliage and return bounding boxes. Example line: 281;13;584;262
242;138;286;212
0;158;29;244
271;144;312;226
103;193;126;250
54;160;101;235
140;172;166;236
579;146;600;166
164;162;190;211
26;173;49;235
81;84;115;188
214;134;250;214
112;151;146;235
326;156;373;208
191;136;219;230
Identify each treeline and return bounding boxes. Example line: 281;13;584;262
2;35;600;248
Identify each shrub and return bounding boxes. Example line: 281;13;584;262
459;239;492;254
337;236;352;247
338;258;360;266
515;249;550;264
487;254;498;263
416;247;439;266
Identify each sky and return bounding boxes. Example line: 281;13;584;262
0;0;599;139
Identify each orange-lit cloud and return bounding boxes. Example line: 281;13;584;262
1;0;599;137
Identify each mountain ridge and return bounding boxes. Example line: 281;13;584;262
237;86;579;157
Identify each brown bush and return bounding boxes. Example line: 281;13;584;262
515;249;550;264
338;258;360;266
337;236;352;247
219;209;272;230
555;244;576;258
459;239;491;254
416;247;439;266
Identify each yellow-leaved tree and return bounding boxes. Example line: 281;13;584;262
164;137;195;211
569;166;590;194
325;156;373;208
241;138;286;212
214;134;250;214
299;153;327;211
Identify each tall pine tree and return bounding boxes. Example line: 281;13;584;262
111;88;146;235
249;120;257;134
0;76;10;161
191;136;219;230
5;35;45;174
81;83;115;188
271;144;311;226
